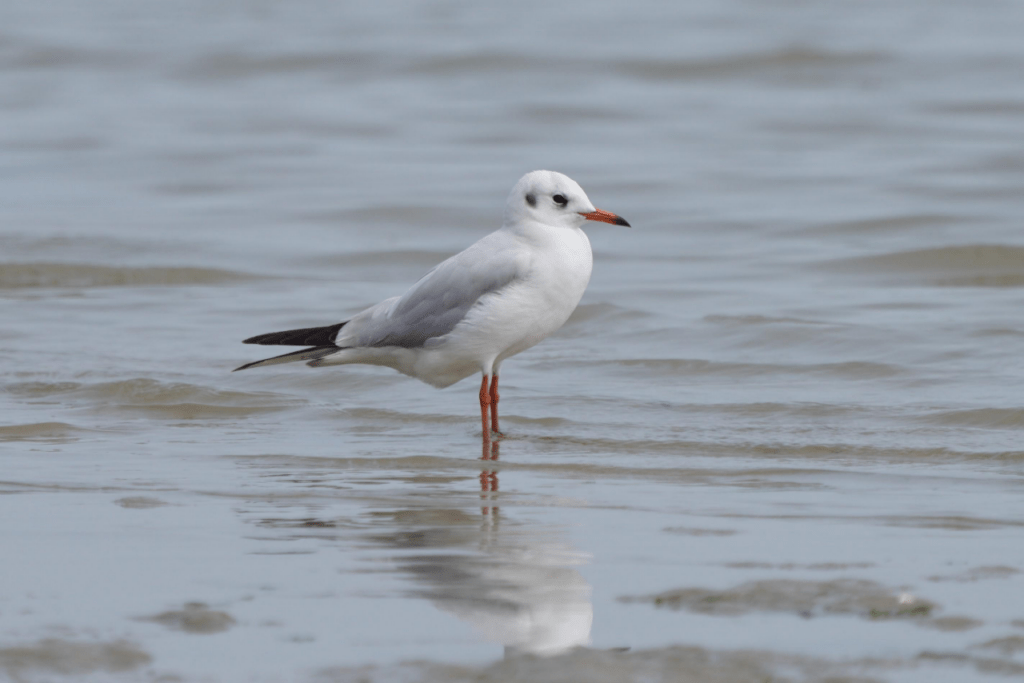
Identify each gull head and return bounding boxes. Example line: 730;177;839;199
504;170;630;230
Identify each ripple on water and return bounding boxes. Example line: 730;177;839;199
928;566;1020;583
0;421;85;442
976;636;1024;656
0;263;257;289
6;378;303;420
703;314;839;327
826;244;1024;287
724;561;875;571
4;381;82;397
136;602;236;634
312;642;1019;683
615;46;891;82
561;302;652;336
114;496;171;509
0;639;151;678
300;205;494;231
620;578;936;621
534;358;905;381
878;515;1024;531
511;433;1024;464
920;408;1024;429
174;49;376;82
295;249;457;275
796;213;963;236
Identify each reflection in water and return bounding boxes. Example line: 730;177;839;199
369;441;593;656
480;439;499;518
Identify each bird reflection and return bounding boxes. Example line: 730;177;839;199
480;439;499;517
371;440;593;656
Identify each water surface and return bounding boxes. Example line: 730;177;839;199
3;1;1024;681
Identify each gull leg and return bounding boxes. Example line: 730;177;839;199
489;375;501;435
479;375;492;443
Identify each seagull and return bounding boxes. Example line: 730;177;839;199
235;170;629;442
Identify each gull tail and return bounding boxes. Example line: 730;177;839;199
235;321;348;371
233;346;340;372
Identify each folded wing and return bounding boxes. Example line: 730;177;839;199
236;232;528;371
338;233;527;349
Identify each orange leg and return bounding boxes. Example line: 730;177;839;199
489;375;500;435
479;375;492;443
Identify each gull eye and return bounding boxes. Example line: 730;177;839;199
552;194;568;206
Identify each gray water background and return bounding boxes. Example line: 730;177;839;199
3;1;1024;681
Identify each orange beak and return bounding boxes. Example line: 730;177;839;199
579;208;631;227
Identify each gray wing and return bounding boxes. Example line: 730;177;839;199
337;231;528;349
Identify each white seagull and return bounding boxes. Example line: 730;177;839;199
235;170;629;442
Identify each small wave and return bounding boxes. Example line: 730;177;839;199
621;578;936;620
337;407;469;425
0;421;83;441
149;181;237;196
4;136;103;152
617;46;888;82
0;263;255;289
232;453;474;474
176;50;374;81
882;515;1024;531
928;566;1019;582
725;561;874;571
73;378;292;405
0;639;151;677
684;402;860;418
541;358;904;380
302;205;493;230
798;213;960;236
0;39;135;71
123;403;283;419
703;314;835;327
920;408;1024;429
312;642;972;683
326;407;571;430
14;378;302;420
827;244;1024;287
115;496;170;509
404;52;545;76
518;104;628;123
0;235;161;260
136;602;235;634
663;526;737;537
514;434;1024;465
298;249;456;270
4;381;82;397
929;100;1024;117
562;302;651;335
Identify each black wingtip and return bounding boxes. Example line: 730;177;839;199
242;321;346;346
615;215;631;228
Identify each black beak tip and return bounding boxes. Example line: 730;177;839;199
615;215;631;228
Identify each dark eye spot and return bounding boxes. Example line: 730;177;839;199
553;194;568;206
525;193;536;207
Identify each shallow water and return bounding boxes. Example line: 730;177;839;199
3;0;1024;681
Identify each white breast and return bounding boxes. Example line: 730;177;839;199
474;225;592;359
406;224;592;387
